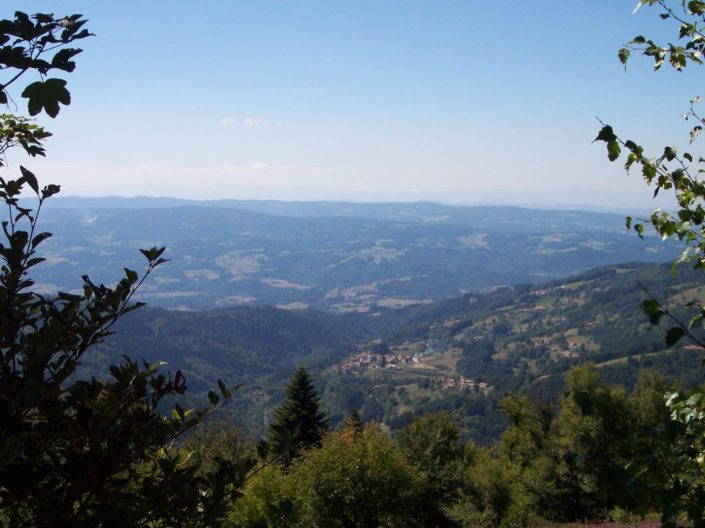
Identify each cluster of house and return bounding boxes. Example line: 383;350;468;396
441;376;489;392
518;295;584;314
531;336;581;359
517;302;551;313
529;285;576;297
338;352;420;373
531;336;552;347
560;349;580;359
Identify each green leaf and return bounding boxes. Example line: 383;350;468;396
217;379;232;398
624;139;639;151
32;232;51;247
689;0;705;15
640;300;660;318
50;47;82;73
21;79;71;118
595;125;616;143
19;166;38;195
666;327;686;346
642;162;656;182
124;268;138;283
607;140;621;161
41;184;60;199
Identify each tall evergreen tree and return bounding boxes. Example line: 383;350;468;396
266;366;328;464
343;408;364;435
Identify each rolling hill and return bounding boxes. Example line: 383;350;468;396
80;260;705;442
32;198;677;311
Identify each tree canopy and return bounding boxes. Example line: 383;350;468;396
594;1;705;524
0;10;238;526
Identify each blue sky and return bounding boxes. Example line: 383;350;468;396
5;1;701;208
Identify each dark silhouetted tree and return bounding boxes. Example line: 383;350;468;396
266;366;328;464
0;11;238;527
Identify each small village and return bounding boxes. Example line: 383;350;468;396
335;342;492;394
440;375;489;391
337;349;419;373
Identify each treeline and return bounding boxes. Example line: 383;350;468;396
185;362;681;527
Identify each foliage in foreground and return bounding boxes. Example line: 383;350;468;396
227;366;678;528
594;1;705;525
0;10;240;527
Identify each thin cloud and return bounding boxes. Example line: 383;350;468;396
222;116;234;126
243;117;270;127
221;162;294;172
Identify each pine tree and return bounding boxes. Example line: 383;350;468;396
266;366;328;464
343;408;364;435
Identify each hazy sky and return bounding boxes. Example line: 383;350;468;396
5;2;701;209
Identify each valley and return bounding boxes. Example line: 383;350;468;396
82;258;705;444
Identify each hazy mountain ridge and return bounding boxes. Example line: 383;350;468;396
42;196;651;216
31;199;677;311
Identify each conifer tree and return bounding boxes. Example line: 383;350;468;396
266;366;328;464
343;408;364;435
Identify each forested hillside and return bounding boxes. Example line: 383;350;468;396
83;261;704;443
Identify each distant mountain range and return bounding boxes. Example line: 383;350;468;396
31;198;677;311
41;198;697;441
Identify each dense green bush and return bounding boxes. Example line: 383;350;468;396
0;11;238;526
